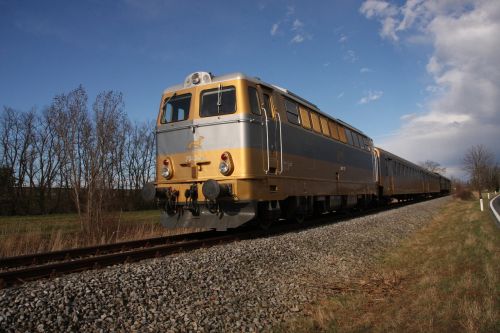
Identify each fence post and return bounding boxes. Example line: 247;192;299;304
480;198;484;212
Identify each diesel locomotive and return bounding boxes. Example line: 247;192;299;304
151;72;450;230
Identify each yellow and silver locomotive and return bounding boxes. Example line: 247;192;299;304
153;71;449;230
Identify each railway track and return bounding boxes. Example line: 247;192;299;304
0;196;443;289
0;230;219;269
0;229;264;288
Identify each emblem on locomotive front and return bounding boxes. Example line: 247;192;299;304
187;136;205;150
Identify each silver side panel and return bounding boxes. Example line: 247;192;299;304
157;114;261;155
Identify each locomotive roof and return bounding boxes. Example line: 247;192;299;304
163;72;368;136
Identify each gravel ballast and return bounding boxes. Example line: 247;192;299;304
0;197;449;332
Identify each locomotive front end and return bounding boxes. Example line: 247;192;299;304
155;72;258;231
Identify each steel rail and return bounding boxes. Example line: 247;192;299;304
0;232;260;288
0;230;218;269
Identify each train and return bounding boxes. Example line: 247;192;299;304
150;71;450;231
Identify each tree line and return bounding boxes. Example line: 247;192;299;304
0;86;155;224
463;144;499;197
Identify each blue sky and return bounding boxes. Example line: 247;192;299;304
1;0;499;177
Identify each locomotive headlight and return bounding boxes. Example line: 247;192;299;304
219;161;230;174
162;167;171;179
219;151;234;176
161;158;173;179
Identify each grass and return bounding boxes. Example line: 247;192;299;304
0;210;199;257
281;196;500;333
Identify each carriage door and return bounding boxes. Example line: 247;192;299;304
257;86;282;175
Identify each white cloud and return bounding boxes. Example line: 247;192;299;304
289;18;311;44
381;16;399;40
290;34;305;44
338;34;348;43
360;67;373;73
344;50;358;62
359;0;398;18
270;6;311;44
292;19;304;31
337;92;345;99
358;90;383;104
401;112;417;120
270;23;279;36
361;0;500;178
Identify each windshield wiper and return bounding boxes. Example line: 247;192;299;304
164;92;177;106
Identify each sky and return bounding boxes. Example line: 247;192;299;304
1;0;499;178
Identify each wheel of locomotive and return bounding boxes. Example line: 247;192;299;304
284;197;307;225
257;201;279;230
259;215;274;230
292;209;306;224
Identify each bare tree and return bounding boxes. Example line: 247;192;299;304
1;85;157;216
125;121;155;190
419;160;446;174
32;108;62;213
463;145;495;197
85;90;126;232
0;107;36;213
487;164;499;192
51;86;91;225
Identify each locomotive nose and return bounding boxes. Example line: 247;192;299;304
202;179;231;200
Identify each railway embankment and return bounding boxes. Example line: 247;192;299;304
1;197;450;332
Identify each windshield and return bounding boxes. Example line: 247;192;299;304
161;93;191;124
200;86;236;117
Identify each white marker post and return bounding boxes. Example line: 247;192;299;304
480;198;484;212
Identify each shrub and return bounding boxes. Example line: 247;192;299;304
453;183;474;201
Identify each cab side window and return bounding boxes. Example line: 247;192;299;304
284;98;300;125
247;86;261;115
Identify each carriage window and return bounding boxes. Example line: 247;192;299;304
248;87;261;115
320;117;330;137
310;112;321;133
161;93;191;124
352;131;361;147
299;106;311;129
285;98;300;125
200;86;236;117
338;125;348;143
345;128;354;145
329;121;339;140
363;137;371;150
359;135;366;149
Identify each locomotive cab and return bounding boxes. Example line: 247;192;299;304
156;72;271;230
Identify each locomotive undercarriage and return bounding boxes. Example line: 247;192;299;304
157;183;258;231
156;182;378;231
